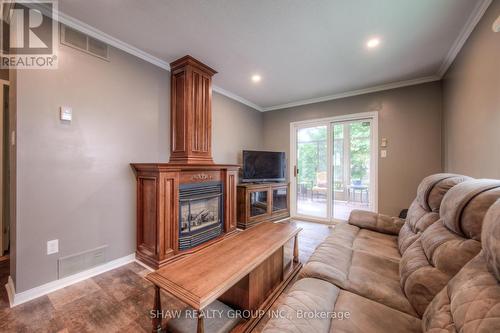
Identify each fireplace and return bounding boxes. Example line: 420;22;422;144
132;56;239;269
179;182;224;250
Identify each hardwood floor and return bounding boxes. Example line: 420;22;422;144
0;259;10;311
0;220;334;333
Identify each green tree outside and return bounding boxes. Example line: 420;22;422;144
297;122;370;191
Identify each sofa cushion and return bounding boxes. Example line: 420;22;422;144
300;242;417;316
330;290;421;333
300;240;353;287
324;223;359;249
422;199;500;332
422;253;500;332
400;180;500;317
352;229;400;260
398;174;472;254
482;199;500;280
261;278;340;333
262;278;421;333
348;210;404;236
347;249;417;316
325;223;400;261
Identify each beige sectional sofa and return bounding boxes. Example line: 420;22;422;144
262;175;500;332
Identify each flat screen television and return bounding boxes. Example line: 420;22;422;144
242;150;286;182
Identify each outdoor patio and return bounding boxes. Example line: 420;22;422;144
297;198;370;221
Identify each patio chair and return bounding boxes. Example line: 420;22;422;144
312;171;327;200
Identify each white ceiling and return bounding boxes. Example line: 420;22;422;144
58;0;490;111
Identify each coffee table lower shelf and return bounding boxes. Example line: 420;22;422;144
229;260;302;333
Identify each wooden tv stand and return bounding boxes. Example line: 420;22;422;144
237;182;290;229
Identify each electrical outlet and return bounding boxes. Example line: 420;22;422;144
47;240;59;255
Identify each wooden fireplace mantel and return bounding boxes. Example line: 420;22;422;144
131;163;239;269
132;56;242;269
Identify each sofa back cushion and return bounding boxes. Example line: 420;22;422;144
400;180;500;316
422;199;500;332
398;174;471;254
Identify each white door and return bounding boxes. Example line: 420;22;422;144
290;113;378;223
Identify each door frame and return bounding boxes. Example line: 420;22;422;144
0;80;7;257
289;111;379;223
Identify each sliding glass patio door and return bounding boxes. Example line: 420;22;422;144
291;114;377;222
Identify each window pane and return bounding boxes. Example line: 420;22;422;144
296;126;327;218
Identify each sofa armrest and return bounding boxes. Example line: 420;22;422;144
348;210;404;235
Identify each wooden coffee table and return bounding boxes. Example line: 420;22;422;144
146;222;302;333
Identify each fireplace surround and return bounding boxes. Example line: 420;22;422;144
132;56;239;269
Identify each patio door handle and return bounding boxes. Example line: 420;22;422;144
294;166;299;177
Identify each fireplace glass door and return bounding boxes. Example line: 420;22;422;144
179;182;224;250
180;195;221;234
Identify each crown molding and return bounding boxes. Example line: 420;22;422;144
57;11;171;71
212;85;263;111
52;8;265;111
261;76;441;112
30;2;490;113
437;0;492;77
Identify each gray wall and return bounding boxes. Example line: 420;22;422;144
262;82;443;216
442;0;500;178
14;43;263;291
212;93;264;164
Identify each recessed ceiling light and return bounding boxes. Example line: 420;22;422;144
251;74;261;83
366;38;381;49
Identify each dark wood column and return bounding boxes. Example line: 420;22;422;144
169;56;217;164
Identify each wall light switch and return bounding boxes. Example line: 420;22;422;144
60;106;72;121
47;239;59;255
381;138;388;148
380;150;387;158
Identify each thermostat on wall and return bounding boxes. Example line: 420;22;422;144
60;106;72;121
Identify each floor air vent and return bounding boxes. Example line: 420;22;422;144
61;24;110;61
58;245;108;279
